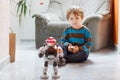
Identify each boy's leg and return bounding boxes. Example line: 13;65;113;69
58;57;66;66
66;50;89;63
60;45;68;58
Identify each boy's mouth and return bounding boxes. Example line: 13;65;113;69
73;23;78;25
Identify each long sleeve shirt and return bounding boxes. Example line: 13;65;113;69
60;26;93;52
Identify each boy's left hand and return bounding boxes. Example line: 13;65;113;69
72;45;79;54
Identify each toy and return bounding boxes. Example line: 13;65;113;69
38;37;66;79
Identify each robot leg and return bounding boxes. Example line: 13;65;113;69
52;61;60;79
40;61;49;79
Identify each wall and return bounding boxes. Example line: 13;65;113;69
10;0;49;41
0;0;10;70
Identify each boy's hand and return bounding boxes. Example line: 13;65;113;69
72;45;79;54
68;44;74;52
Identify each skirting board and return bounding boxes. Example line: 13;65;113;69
0;56;10;71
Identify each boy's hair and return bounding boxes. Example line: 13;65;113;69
66;6;84;20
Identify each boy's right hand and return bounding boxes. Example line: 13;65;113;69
68;44;74;52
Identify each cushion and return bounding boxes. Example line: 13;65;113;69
44;12;61;21
45;21;70;36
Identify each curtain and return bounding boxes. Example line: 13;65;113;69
111;0;118;45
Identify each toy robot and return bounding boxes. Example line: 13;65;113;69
38;37;66;79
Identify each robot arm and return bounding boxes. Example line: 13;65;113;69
56;46;64;58
56;46;66;66
38;46;47;58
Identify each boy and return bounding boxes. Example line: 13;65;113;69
60;6;93;63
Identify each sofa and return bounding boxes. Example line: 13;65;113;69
33;0;111;51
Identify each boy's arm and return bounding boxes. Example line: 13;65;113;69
80;29;93;52
60;29;70;47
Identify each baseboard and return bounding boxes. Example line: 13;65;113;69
0;56;10;71
20;39;35;42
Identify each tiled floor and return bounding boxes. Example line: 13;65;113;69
0;41;119;80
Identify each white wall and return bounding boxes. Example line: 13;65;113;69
0;0;9;61
10;0;49;41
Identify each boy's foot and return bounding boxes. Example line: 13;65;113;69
58;58;66;67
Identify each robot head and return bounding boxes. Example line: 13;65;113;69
45;37;56;46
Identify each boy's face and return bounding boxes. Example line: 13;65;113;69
68;13;83;29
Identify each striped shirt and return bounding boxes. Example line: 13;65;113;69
60;26;93;52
